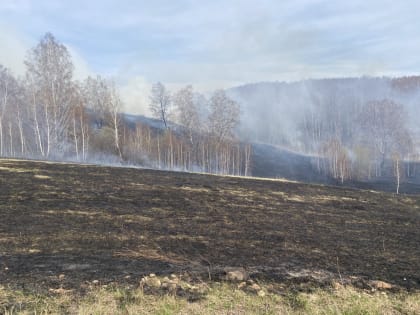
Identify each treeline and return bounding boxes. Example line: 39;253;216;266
125;84;251;175
0;33;251;176
300;96;414;192
229;79;420;191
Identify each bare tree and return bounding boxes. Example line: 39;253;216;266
0;66;12;156
82;76;123;158
174;85;200;144
208;90;240;143
392;152;401;194
109;81;123;158
24;33;75;157
0;66;28;157
359;99;412;175
84;76;110;129
70;83;90;161
322;138;350;183
149;82;171;129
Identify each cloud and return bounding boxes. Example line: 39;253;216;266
1;0;420;114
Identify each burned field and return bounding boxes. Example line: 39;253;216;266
0;159;419;293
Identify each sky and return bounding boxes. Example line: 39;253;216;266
1;0;419;114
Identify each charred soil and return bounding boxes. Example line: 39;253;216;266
0;159;419;294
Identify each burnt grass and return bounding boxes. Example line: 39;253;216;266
0;159;419;294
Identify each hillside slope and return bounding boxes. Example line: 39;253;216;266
0;159;419;293
250;143;324;182
250;143;420;193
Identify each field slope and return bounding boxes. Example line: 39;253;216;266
0;159;419;294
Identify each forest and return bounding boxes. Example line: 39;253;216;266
230;78;420;190
1;32;419;189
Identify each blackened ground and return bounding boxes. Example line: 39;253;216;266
0;159;419;293
251;143;420;194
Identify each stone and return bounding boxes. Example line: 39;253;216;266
369;280;393;290
49;288;73;294
181;283;192;290
141;276;161;289
332;281;343;290
248;283;262;293
225;267;248;282
162;279;178;292
257;290;266;297
170;274;178;280
167;282;178;292
145;277;161;289
237;282;247;290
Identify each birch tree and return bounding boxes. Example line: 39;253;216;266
0;66;26;157
84;76;110;129
109;81;123;158
83;76;123;158
359;99;411;174
70;83;90;160
24;32;75;157
0;66;12;156
149;82;171;129
174;85;200;144
208;90;240;143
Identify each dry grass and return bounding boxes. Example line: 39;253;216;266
1;283;419;315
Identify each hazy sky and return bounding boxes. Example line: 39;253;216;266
1;0;419;113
